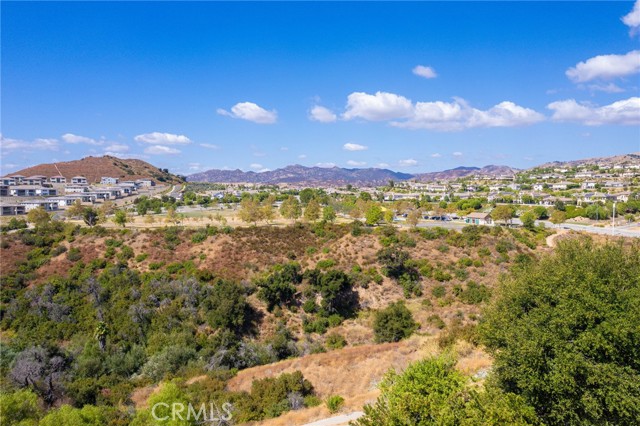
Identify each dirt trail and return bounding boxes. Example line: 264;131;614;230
546;229;569;247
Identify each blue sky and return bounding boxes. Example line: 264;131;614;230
1;1;639;176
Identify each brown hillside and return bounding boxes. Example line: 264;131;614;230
6;155;183;184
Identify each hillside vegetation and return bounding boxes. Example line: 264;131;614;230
0;217;638;425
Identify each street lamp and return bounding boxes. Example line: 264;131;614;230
612;201;617;236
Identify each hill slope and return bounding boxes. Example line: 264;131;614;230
6;155;184;184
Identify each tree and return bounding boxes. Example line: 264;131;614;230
549;210;566;226
322;205;336;223
10;346;68;406
112;210;128;228
40;405;111;426
491;205;515;225
480;239;640;425
354;355;539;426
384;209;394;224
205;279;248;331
304;199;321;222
262;195;277;223
373;302;418;343
299;188;315;205
239;198;264;225
519;210;536;231
365;204;383;226
255;263;302;311
406;209;421;227
280;195;302;222
26;207;51;228
532;206;549;219
165;206;179;225
0;389;43;426
81;208;100;227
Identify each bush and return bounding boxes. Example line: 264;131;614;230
431;285;446;298
433;269;452;282
373;302;418;343
135;253;148;262
191;230;207;243
326;395;345;413
316;258;336;269
458;281;491;305
66;247;82;262
427;314;446;329
325;332;347;350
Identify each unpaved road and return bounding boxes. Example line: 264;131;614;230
302;412;364;426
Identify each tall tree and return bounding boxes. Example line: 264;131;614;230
480;239;640;425
322;205;336;223
26;207;51;228
280;195;301;222
113;210;129;228
304;199;321;222
491;205;515;225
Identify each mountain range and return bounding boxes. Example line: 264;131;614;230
187;164;519;185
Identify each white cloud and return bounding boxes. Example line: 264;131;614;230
412;65;438;79
309;105;337;123
346;160;367;167
343;91;413;121
431;153;442;158
217;102;277;124
586;83;625;93
200;143;220;150
0;135;59;153
280;147;289;151
298;154;307;159
315;162;336;168
249;163;264;170
547;97;640;126
398;159;418;167
144;145;181;155
453;152;463;157
376;163;390;168
135;132;191;145
623;0;640;34
566;50;640;82
391;97;544;131
343;142;368;151
103;152;148;160
62;133;102;145
188;162;201;171
104;143;130;153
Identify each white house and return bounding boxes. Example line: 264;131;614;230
0;204;26;216
9;186;57;197
581;181;597;189
19;200;59;212
464;212;493;225
71;176;88;185
65;185;89;194
136;178;155;187
49;176;66;184
24;175;47;186
101;177;119;185
532;183;545;191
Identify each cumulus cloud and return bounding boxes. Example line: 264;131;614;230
623;0;640;34
315;162;336;168
346;160;367;167
412;65;438;79
199;143;220;150
104;143;130;153
391;97;544;131
188;163;201;171
376;162;390;168
547;97;640;126
135;132;191;145
343;142;368;151
398;159;418;167
217;102;277;124
431;153;442;158
298;154;307;159
62;133;102;145
144;145;181;155
453;152;463;157
343;91;413;121
1;135;59;153
566;50;640;82
309;105;337;123
249;163;264;170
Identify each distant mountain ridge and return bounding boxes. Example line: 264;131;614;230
535;152;640;169
188;164;413;186
5;156;184;184
187;164;518;185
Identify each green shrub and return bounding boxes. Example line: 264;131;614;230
373;302;419;343
135;253;148;262
427;314;446;329
66;247;82;262
325;332;347;350
326;395;345;413
316;258;336;269
431;285;446;298
433;269;452;282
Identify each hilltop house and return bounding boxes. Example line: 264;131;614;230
101;177;119;185
50;176;66;184
71;176;88;185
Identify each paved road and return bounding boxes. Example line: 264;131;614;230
540;221;640;238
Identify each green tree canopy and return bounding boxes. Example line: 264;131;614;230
480;238;640;425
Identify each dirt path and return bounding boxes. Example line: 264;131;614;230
302;412;364;426
546;229;569;247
